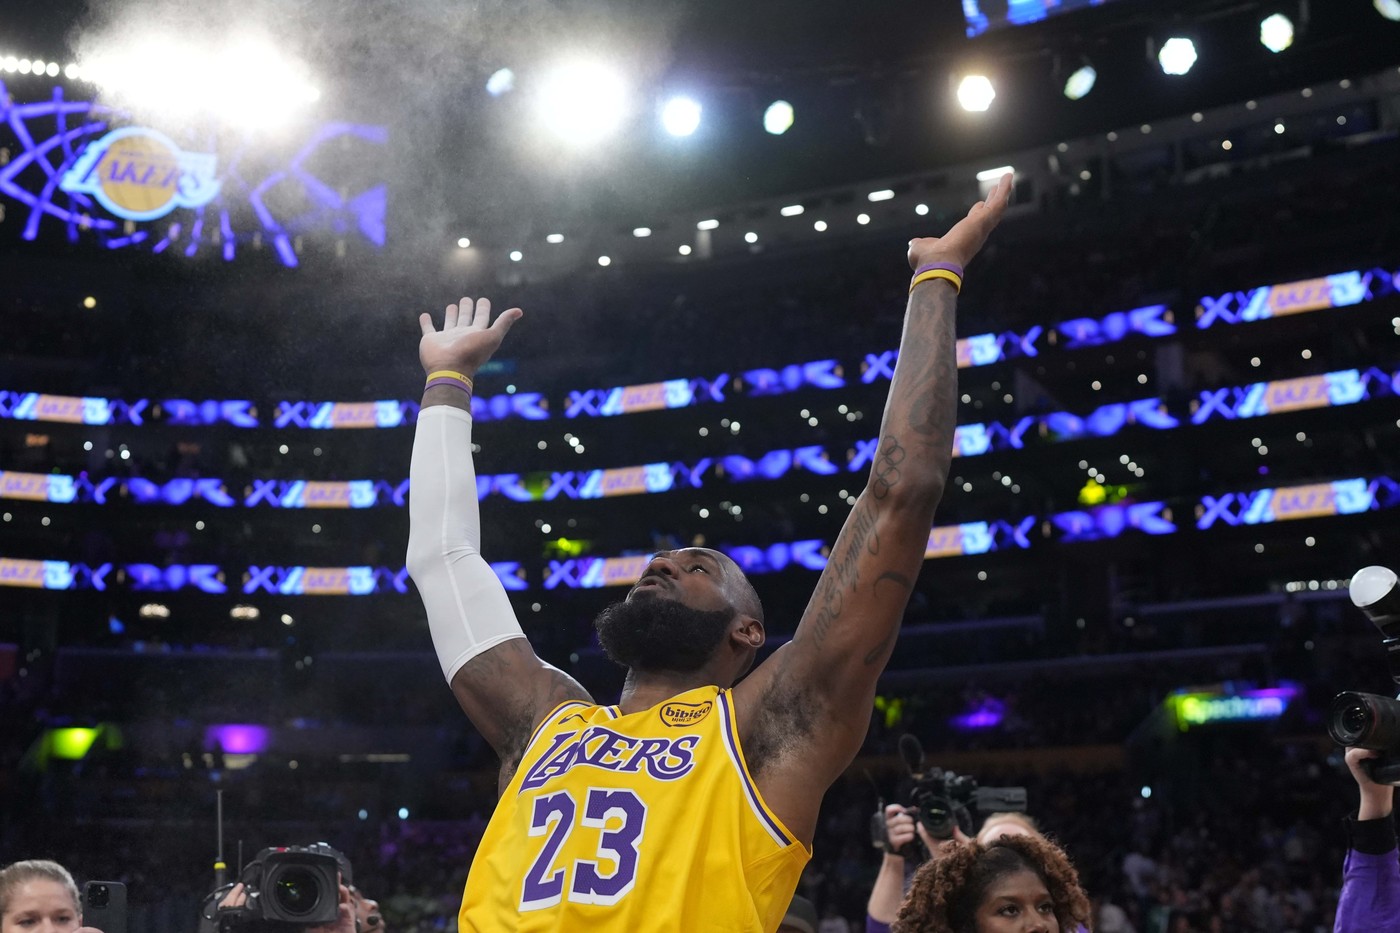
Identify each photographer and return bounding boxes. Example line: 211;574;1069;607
212;844;358;933
1335;747;1400;933
867;804;970;933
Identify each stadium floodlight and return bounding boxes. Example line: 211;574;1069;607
1157;37;1198;76
486;67;515;96
80;34;319;129
1064;64;1097;100
956;75;996;112
1376;0;1400;20
763;100;794;135
661;96;702;137
1260;14;1295;53
537;59;630;145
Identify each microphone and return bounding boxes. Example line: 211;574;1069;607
898;733;925;777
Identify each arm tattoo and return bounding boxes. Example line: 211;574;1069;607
871;436;905;501
807;498;886;646
899;285;958;443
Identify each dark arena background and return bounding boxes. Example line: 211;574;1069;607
2;0;1400;930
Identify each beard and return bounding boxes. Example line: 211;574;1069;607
593;591;736;673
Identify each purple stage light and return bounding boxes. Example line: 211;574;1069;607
205;724;270;754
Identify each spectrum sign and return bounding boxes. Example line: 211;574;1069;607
1169;685;1300;731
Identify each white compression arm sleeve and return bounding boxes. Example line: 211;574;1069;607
406;405;526;681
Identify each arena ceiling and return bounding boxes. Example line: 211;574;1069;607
1;0;1398;228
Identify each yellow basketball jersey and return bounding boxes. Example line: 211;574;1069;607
459;685;810;932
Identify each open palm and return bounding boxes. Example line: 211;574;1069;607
418;296;523;376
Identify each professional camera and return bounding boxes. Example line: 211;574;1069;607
215;845;343;931
870;734;1028;856
1328;565;1400;785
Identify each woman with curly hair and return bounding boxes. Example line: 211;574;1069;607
892;834;1091;933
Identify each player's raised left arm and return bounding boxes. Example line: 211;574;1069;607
746;175;1012;787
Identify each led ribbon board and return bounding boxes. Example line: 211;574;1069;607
3;476;1395;593
1;266;1394;426
1195;271;1385;328
0;82;386;267
7;364;1398;510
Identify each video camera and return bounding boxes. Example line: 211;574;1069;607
214;845;343;932
1328;565;1400;785
870;734;1028;856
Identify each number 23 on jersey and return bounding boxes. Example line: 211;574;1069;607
521;787;648;911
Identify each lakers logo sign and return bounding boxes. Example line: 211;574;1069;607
659;700;713;727
60;128;220;222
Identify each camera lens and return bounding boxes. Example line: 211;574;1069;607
1342;704;1372;737
1329;691;1400;749
89;885;109;908
272;868;322;916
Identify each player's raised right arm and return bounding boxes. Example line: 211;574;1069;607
406;297;592;786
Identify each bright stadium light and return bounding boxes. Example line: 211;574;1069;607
661;95;702;137
1157;37;1198;76
1064;64;1097;100
537;59;631;145
1260;14;1295;53
486;67;515;97
1376;0;1400;22
81;34;320;129
956;75;996;112
763;100;794;135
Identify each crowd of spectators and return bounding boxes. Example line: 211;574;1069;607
1;611;1390;932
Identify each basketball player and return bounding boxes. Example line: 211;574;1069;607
407;174;1013;931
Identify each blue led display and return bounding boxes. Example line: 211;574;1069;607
0;83;387;267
